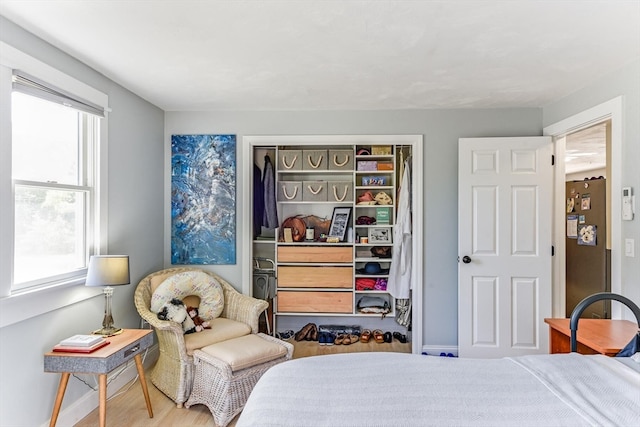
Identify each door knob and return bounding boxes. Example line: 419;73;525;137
462;255;472;264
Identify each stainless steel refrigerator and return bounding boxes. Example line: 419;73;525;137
565;177;610;318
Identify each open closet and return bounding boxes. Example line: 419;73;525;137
242;135;423;353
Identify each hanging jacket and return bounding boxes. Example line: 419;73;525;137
387;158;412;299
262;155;278;229
253;163;265;239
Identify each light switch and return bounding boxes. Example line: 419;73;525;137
625;238;635;257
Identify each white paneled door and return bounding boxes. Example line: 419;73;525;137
458;137;553;358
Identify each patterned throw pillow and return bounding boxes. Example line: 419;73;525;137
151;271;224;321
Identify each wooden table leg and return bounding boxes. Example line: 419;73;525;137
98;374;107;427
134;354;154;418
49;372;70;427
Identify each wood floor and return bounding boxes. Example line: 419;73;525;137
74;339;411;426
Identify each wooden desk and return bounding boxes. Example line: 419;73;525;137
544;318;637;356
44;329;154;427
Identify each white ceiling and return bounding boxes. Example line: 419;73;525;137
1;1;639;112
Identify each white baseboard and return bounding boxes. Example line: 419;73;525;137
421;345;458;357
41;344;159;427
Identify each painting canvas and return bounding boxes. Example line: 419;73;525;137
171;134;236;264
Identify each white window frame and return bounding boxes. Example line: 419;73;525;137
0;42;109;328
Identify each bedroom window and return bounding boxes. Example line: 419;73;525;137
9;71;104;292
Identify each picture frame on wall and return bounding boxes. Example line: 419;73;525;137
368;226;392;244
328;207;352;241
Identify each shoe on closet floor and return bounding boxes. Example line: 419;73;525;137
295;323;316;341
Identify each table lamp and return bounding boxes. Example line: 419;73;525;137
86;255;130;336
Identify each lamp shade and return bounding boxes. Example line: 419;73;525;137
85;255;130;287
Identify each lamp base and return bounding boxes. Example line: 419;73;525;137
92;327;123;337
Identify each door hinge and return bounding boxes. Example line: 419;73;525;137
551;154;555;166
552;245;555;256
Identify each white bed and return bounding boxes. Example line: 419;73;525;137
236;351;640;427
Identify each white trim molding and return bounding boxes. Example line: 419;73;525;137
544;96;623;318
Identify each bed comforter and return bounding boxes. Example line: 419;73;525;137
236;352;640;426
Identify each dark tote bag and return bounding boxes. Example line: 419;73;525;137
616;332;640;357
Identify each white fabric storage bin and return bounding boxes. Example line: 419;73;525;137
302;149;328;170
302;181;328;201
278;181;302;202
328;149;354;171
328;181;353;202
278;150;302;171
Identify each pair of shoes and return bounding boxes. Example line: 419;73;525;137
335;334;359;345
294;323;317;341
439;352;455;357
393;332;408;343
361;329;372;343
276;330;295;340
318;332;336;345
373;329;385;344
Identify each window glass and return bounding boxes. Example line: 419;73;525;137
10;91;97;290
12;92;80;185
13;186;86;284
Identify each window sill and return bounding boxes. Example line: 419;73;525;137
0;279;102;329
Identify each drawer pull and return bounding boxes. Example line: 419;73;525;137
124;345;140;357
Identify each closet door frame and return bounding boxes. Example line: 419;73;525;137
242;135;424;354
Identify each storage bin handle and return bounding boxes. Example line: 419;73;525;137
281;184;299;200
332;185;348;202
307;154;323;169
282;154;298;169
333;154;349;167
307;184;323;195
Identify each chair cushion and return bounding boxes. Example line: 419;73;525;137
200;334;287;372
151;271;224;321
184;317;251;355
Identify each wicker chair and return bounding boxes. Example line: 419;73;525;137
134;267;268;408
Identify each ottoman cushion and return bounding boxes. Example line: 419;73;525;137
184;317;251;355
201;334;287;372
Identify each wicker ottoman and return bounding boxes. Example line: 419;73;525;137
185;333;293;427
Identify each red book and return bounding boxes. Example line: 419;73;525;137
52;340;110;353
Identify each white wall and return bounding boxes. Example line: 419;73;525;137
544;59;640;313
165;109;543;348
0;17;165;427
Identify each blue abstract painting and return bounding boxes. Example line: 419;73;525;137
171;134;236;264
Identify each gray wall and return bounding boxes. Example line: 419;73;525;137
2;13;638;426
165;109;543;347
543;59;640;309
0;17;165;427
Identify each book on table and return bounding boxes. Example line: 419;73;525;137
59;334;105;347
52;339;110;353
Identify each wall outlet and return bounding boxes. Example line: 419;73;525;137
625;238;635;257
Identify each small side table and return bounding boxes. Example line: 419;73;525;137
544;318;637;356
44;329;154;427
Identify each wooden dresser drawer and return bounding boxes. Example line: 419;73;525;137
278;266;353;288
277;291;353;313
278;245;352;263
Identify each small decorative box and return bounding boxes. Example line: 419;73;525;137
357;161;378;171
376;207;390;224
377;162;393;170
371;146;392;155
362;176;387;186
